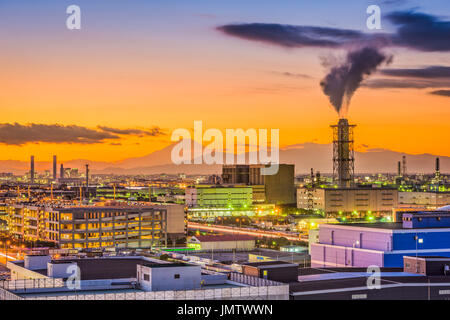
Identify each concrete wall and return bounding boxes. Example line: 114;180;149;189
166;204;186;239
25;255;51;271
308;229;320;253
199;240;255;251
319;225;393;251
310;243;384;268
47;262;78;278
7;261;49;280
138;264;201;291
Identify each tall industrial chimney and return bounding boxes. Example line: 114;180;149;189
402;156;407;177
436;157;440;178
30;155;35;183
331;119;356;188
85;164;89;188
85;164;89;200
53;155;57;180
397;161;402;177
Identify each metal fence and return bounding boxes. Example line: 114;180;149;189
0;287;23;300
21;285;289;300
0;275;289;300
230;273;284;287
0;278;65;291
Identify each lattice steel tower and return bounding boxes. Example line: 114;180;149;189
331;119;356;188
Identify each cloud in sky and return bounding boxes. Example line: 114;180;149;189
98;126;166;137
363;78;450;89
368;65;450;90
386;10;450;52
380;66;450;79
0;123;165;146
430;90;450;97
217;10;450;52
270;71;312;79
216;23;389;49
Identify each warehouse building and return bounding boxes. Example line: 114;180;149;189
398;191;450;209
187;235;256;251
1;255;289;300
297;187;398;216
185;185;253;208
310;207;450;268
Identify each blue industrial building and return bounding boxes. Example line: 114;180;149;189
311;206;450;268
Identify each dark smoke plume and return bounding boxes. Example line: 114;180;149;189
320;47;393;117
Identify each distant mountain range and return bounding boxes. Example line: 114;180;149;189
0;142;447;175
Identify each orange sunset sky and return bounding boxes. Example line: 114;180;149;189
0;0;449;163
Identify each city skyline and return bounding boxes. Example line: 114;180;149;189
0;0;449;164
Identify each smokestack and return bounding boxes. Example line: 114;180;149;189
402;156;407;177
397;161;402;177
53;155;57;180
331;119;356;188
60;164;64;179
85;164;89;188
436;157;440;179
30;155;35;183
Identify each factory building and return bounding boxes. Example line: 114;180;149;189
6;204;185;249
2;255;289;300
187;235;256;251
222;164;296;205
297;187;398;216
185;185;253;208
310;207;450;268
398;191;450;209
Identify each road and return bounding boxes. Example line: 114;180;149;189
0;248;20;266
188;222;302;241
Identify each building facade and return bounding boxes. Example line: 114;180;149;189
310;210;450;268
222;164;296;205
297;187;398;216
398;191;450;209
7;204;185;249
185;185;253;208
187;235;256;250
